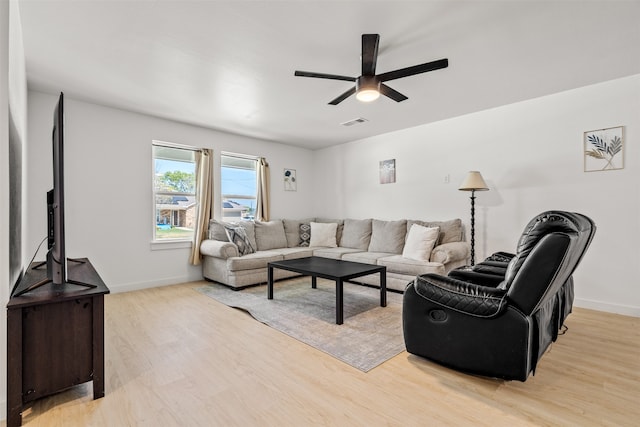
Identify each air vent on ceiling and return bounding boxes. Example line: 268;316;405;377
341;117;369;127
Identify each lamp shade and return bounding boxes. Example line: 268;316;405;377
459;171;489;191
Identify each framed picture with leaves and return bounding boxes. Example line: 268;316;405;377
284;168;297;191
584;126;624;172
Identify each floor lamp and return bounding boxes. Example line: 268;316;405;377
459;171;489;266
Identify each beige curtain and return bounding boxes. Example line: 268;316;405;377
255;157;270;221
189;148;213;265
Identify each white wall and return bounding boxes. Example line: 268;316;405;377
26;91;316;293
2;0;29;420
313;74;640;316
0;1;10;421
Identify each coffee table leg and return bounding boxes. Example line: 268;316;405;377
312;276;317;289
380;270;387;307
268;266;274;299
336;279;343;325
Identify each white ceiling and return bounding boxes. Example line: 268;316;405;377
18;1;640;150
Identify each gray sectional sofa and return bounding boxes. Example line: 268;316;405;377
200;218;470;292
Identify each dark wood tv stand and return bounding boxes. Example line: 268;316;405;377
6;258;110;427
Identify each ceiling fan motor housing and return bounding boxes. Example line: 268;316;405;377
356;75;380;92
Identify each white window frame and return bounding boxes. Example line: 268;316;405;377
151;140;200;249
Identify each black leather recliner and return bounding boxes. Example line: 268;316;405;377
402;211;596;381
448;251;514;287
449;250;578;327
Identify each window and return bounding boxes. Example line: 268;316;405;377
221;153;258;222
152;142;198;241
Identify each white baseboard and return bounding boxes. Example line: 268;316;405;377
108;275;202;294
574;298;640;317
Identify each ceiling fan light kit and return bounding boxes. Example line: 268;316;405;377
295;34;448;105
355;76;381;102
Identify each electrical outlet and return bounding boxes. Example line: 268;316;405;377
444;174;450;183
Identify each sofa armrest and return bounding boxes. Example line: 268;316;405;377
430;241;470;264
200;239;239;259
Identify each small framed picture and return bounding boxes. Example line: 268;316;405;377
379;159;396;184
284;168;297;191
584;126;624;172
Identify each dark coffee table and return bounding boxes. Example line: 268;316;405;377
267;256;386;325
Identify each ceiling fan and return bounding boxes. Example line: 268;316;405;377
294;34;448;105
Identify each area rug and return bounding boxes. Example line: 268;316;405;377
197;277;405;372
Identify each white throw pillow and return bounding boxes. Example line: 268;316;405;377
309;222;338;247
402;224;440;261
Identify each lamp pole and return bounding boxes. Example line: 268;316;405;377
458;171;489;267
469;189;477;266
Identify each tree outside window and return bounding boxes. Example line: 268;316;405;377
153;143;197;241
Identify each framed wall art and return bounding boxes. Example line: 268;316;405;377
284;168;297;191
379;159;396;184
584;126;624;172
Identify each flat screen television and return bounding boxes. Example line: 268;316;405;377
49;92;66;284
12;92;95;297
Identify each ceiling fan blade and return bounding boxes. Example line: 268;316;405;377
379;84;408;102
328;87;357;105
377;58;448;82
361;34;380;76
295;70;356;82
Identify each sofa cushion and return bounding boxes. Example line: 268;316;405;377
342;251;395;265
377;255;446;276
402;224;439;261
226;251;283;271
310;222;338;247
340;218;372;250
255;220;288;250
223;223;256;256
316;218;344;244
299;223;311;246
276;247;314;260
282;218;315;247
208;219;230;241
368;219;407;254
209;219;257;249
312;247;364;260
407;218;463;244
240;221;258;250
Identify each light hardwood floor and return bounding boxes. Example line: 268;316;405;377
11;281;640;426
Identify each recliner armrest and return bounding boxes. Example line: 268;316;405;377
486;251;515;263
475;261;509;271
448;268;506;287
412;274;508;317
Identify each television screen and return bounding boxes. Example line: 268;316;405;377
48;92;66;285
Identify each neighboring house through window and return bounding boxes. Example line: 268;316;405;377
152;141;198;241
221;153;258;222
